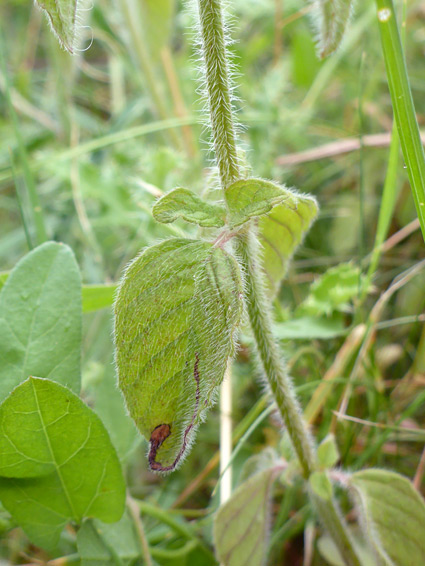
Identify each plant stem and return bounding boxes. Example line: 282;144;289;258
376;0;425;243
196;1;362;564
238;230;316;478
197;0;240;188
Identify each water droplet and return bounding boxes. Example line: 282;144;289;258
378;8;391;22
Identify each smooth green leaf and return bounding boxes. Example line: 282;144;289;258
258;191;318;297
309;471;333;501
82;285;117;313
317;534;378;566
35;0;82;54
0;275;116;313
317;434;339;469
312;0;355;58
114;238;242;472
225;178;290;228
299;263;366;316
141;0;176;60
0;377;126;549
214;466;282;566
86;358;140;462
274;314;345;340
152;188;226;228
0;241;81;401
77;511;141;566
351;469;425;566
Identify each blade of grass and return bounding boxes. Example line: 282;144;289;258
375;0;425;243
0;30;48;245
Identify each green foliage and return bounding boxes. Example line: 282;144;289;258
225;178;290;227
214;466;282;566
152;188;226;227
257;192;318;296
351;469;425;566
299;262;366;316
317;434;340;469
77;512;141;566
114;238;242;471
312;0;355;58
35;0;82;54
0;377;125;550
0;242;82;400
309;471;333;501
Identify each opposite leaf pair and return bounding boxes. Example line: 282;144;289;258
114;178;317;471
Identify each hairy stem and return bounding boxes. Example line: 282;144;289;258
197;0;240;188
237;229;316;478
196;1;362;564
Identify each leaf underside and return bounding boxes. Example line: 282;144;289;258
0;377;125;550
35;0;81;54
114;238;242;472
0;241;82;401
351;469;425;566
258;192;318;297
214;467;281;566
152;188;226;228
225;178;290;227
314;0;354;58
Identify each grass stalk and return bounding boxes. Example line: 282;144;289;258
376;0;425;243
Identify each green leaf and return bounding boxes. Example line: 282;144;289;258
0;377;126;550
35;0;82;54
299;263;366;316
309;471;333;501
317;533;378;566
0;241;82;401
257;191;318;297
114;238;242;472
77;512;141;566
214;466;283;566
274;314;345;340
317;434;339;469
0;275;116;313
82;285;117;313
225;178;291;228
350;469;425;566
152;188;226;228
311;0;355;59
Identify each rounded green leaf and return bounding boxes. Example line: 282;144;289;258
152;188;226;228
0;241;82;401
351;469;425;566
225;178;289;228
258;191;318;297
214;466;283;566
114;238;242;472
0;377;126;550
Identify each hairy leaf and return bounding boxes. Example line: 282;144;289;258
153;188;226;228
114;239;242;472
35;0;83;54
225;178;290;227
312;0;355;59
258;191;318;297
214;466;283;566
77;512;141;566
0;241;81;401
309;471;333;501
317;434;339;469
351;469;425;566
0;377;125;549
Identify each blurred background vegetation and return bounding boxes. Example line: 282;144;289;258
0;0;424;564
